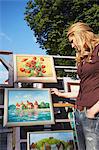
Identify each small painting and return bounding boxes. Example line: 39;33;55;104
63;77;80;96
13;54;57;83
27;130;75;150
4;88;54;127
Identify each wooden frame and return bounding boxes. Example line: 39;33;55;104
63;77;80;97
13;54;57;83
27;130;75;150
3;88;55;127
67;82;80;92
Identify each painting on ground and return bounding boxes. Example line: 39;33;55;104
27;130;75;150
3;88;54;127
13;54;57;83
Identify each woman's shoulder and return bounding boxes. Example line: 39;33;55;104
91;44;99;63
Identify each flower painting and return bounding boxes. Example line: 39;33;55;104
13;55;57;83
27;131;75;150
4;88;54;127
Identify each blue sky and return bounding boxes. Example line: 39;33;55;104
0;0;46;55
8;89;50;105
30;131;74;143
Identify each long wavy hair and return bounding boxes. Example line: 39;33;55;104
67;22;99;65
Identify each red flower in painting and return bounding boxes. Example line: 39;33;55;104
33;56;37;60
41;65;45;68
42;70;46;73
40;57;44;61
19;56;47;77
25;70;31;73
20;68;25;72
21;58;28;62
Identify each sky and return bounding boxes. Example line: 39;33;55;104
8;89;51;105
29;131;74;143
0;0;46;55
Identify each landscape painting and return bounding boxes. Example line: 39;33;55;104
13;54;57;83
27;130;75;150
4;88;54;127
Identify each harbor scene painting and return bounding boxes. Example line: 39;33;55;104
4;88;54;127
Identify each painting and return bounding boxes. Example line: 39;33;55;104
27;130;75;150
3;88;54;127
0;56;13;87
63;77;80;96
13;54;57;83
0;61;8;85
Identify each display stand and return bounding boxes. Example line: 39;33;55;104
0;52;79;150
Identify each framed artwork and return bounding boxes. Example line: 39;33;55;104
0;61;8;85
13;54;57;83
27;130;75;150
0;57;13;87
63;77;80;99
4;88;54;127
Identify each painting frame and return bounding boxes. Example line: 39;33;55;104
63;77;80;99
3;88;55;127
27;130;76;150
13;54;57;83
0;57;13;87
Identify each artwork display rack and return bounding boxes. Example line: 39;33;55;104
0;51;78;150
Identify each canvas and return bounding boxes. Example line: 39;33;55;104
27;130;75;150
13;54;57;83
3;88;54;127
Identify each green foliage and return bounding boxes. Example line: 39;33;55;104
24;0;99;55
35;137;70;149
45;102;50;108
24;0;99;77
39;101;49;108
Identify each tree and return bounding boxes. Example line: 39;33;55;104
24;0;99;56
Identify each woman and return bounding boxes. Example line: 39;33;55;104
51;22;99;150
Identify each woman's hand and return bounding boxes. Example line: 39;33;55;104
86;101;99;118
86;109;95;118
51;88;61;97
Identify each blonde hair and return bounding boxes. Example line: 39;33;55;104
67;22;99;64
